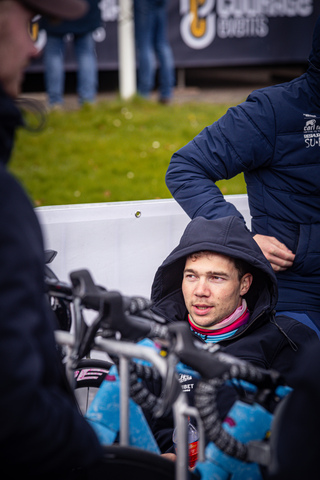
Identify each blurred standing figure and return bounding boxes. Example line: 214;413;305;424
134;0;175;103
41;0;101;108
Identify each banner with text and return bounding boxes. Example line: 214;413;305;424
29;0;320;72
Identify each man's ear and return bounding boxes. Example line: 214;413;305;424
240;273;253;296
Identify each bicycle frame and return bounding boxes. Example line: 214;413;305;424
55;268;291;480
55;330;205;480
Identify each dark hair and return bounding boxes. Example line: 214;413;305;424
233;257;252;280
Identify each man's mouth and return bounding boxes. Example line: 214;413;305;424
193;304;213;315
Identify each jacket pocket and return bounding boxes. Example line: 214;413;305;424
291;223;320;276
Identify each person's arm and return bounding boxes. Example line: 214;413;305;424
166;93;296;271
166;93;275;222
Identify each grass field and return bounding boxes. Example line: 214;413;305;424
10;97;246;207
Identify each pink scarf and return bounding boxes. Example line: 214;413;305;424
188;299;249;335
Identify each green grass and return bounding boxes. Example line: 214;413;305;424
10;97;246;206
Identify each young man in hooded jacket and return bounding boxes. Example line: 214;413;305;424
148;215;318;455
165;15;320;334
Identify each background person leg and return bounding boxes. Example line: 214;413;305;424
43;34;65;107
74;32;98;105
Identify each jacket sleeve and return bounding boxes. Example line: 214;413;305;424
165;92;276;222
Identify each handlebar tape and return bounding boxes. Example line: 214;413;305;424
168;323;231;379
70;269;168;341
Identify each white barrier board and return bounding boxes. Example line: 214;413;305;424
36;195;250;298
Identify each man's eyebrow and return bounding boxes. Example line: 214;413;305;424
207;270;229;277
183;268;229;277
183;268;195;274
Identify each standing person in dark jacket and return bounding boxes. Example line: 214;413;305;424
165;15;320;334
0;1;107;478
41;0;101;108
148;215;318;455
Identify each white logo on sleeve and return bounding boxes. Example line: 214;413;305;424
303;114;320;148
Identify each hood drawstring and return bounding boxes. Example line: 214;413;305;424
271;314;298;352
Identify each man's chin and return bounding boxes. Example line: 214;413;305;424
193;317;217;329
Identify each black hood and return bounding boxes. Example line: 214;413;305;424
151;216;278;326
309;15;320;69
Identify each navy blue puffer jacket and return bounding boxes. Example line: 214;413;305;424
166;16;320;314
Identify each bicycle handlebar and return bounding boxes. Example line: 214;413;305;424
168;322;282;388
68;269;282;389
45;276;73;298
67;269;169;358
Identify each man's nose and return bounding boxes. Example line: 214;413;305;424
194;279;210;296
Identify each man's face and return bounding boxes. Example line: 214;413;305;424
0;1;38;98
182;252;252;328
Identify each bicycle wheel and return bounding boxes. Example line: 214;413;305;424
74;358;112;414
100;445;176;479
88;445;199;480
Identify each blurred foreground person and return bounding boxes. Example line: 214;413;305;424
0;1;106;478
268;339;320;479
